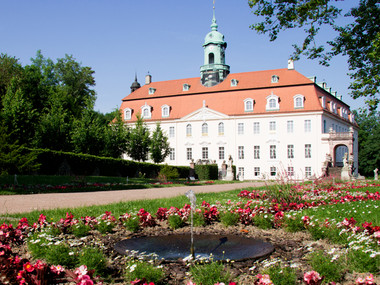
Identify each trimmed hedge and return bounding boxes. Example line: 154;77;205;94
27;148;189;178
194;164;218;180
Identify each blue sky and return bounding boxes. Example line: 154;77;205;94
1;0;366;114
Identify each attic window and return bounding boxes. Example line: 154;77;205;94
271;75;279;83
124;108;132;120
161;105;170;118
231;79;238;87
183;84;190;91
148;87;156;95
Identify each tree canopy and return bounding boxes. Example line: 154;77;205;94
248;0;380;109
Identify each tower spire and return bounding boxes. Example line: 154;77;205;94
211;0;218;31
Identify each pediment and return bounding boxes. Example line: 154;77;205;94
180;107;229;121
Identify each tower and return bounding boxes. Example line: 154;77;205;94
130;74;141;92
200;6;230;87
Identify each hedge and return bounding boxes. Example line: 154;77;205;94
26;148;190;178
194;164;218;180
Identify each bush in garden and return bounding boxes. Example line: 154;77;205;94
168;214;185;229
45;243;78;268
308;250;346;283
124;216;141;233
193;211;206;227
159;164;179;180
264;182;303;204
77;247;108;277
347;248;380;274
96;220;115;234
220;211;239;227
72;223;92;237
284;215;305;232
125;260;165;284
190;260;232;285
253;214;273;229
261;264;297;285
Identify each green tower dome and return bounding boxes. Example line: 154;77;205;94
203;15;226;46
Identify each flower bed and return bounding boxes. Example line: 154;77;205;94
1;181;379;284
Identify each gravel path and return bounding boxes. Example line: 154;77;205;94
0;181;267;215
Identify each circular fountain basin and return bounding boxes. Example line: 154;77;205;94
114;234;274;261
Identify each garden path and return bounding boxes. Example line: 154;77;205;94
0;181;267;215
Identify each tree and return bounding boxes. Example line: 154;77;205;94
0;53;23;106
150;122;170;164
0;122;40;175
353;109;380;176
125;114;151;162
248;0;380;109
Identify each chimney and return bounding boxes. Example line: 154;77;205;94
287;59;294;70
145;72;152;85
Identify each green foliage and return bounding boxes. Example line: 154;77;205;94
264;183;302;204
192;211;206;227
124;216;140;233
159;164;179;180
354;109;380;176
167;214;185;229
0;53;23;103
219;211;239;227
194;164;218;180
150;122;170;163
125;260;165;284
262;264;297;285
72;223;91;237
45;243;78;268
308;250;346;283
248;0;380;109
347;248;380;273
253;214;273;229
78;247;108;277
126;114;151;162
284;215;305;232
190;260;232;285
96;220;115;234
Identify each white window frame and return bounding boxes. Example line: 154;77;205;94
305;167;312;177
288;167;294;177
270;166;277;177
266;94;279;111
244;98;254;112
270;145;277;159
183;83;190;91
238;123;244;135
186;124;192;137
271;75;279;83
219;147;225;160
186;148;192;160
218;122;224;136
305;144;311;158
253;122;260;134
287;120;293;133
169;126;175;138
169;148;175;160
287;145;294;159
202;123;208;136
148;87;156;95
293;94;305;109
161;105;170;118
238;146;244;159
124;108;132;120
269;121;276;132
254;167;260;177
230;79;238;87
202;147;208;159
254;145;260;159
141;104;152;119
304;120;311;132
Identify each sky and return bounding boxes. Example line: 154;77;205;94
1;0;367;114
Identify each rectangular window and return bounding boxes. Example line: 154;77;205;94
287;120;293;133
304;120;311;132
169;126;175;138
238;146;244;159
254;146;260;159
219;147;225;160
169;148;175;160
270;145;276;159
305;167;312;177
186;148;192;160
238;167;244;179
253;122;260;134
287;167;294;176
269;121;276;132
270;166;277;177
202;147;208;160
287;145;294;159
305;144;311;158
238;123;244;135
254;167;260;176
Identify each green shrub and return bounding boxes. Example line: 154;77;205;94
284;216;305;232
308;250;346;283
168;214;185;229
347;248;380;273
190;260;232;285
194;164;218;180
45;243;78;268
78;247;108;277
27;232;50;259
159;164;179;180
125;260;165;284
124;216;140;233
220;211;239;227
253;214;273;229
72;223;92;237
96;220;115;234
262;264;297;285
192;212;206;227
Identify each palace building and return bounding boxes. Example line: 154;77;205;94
119;10;358;180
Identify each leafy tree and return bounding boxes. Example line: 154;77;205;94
0;53;23;105
248;0;380;109
0;122;40;175
125;114;151;162
150;122;170;164
353;109;380;176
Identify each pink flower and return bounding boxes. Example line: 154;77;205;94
186;281;196;285
304;271;323;285
74;265;88;278
365;274;375;284
23;262;34;273
255;274;273;285
78;275;94;285
51;264;65;274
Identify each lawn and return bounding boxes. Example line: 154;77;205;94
1;180;379;284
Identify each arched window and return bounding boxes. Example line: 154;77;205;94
244;98;254;112
141;104;152;119
143;108;149;118
202;123;208;136
161;105;170;118
186;124;192;137
209;53;214;64
218;122;224;135
293;94;304;109
266;94;279;111
124;108;132;120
